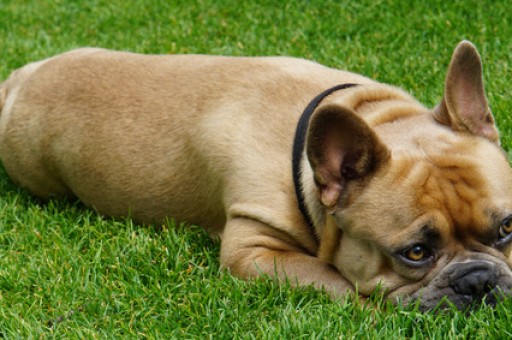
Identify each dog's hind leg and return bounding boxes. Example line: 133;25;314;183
0;62;75;200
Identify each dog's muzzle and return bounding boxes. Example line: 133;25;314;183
411;260;512;311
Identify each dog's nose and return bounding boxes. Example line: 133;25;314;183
412;260;512;311
450;262;497;299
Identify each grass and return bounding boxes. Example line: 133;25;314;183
1;0;512;337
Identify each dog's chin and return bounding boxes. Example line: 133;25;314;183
402;259;512;312
408;284;509;313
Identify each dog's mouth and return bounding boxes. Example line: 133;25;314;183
404;260;512;311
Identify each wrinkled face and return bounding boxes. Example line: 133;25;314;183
331;137;512;310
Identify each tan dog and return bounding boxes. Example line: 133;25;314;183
1;41;512;310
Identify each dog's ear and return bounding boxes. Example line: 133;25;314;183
306;104;390;208
434;40;499;143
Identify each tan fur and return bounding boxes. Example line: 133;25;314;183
1;41;512;309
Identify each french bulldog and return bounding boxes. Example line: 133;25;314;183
1;41;511;310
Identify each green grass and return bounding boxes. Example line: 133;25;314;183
1;0;512;337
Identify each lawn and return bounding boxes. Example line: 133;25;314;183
1;0;512;337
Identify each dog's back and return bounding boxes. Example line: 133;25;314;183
0;48;370;235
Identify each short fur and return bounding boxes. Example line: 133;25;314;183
1;41;511;309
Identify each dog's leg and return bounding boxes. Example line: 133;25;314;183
220;217;354;297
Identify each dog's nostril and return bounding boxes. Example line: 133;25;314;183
452;268;497;298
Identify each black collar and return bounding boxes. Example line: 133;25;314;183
292;83;358;236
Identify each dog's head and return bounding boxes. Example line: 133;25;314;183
305;41;512;310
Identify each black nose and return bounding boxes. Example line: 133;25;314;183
450;262;497;299
411;260;512;312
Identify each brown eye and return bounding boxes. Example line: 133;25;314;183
499;218;512;240
404;245;428;262
398;244;434;267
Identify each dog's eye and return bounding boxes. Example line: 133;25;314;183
497;218;512;245
499;219;512;238
404;245;429;262
398;244;434;267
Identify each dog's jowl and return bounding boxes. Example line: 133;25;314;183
1;41;512;310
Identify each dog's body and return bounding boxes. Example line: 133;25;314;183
1;42;512;310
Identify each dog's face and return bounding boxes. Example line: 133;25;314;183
332;138;512;309
306;41;512;309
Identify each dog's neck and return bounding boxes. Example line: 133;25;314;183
292;84;358;240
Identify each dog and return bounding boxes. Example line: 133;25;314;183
1;41;512;310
